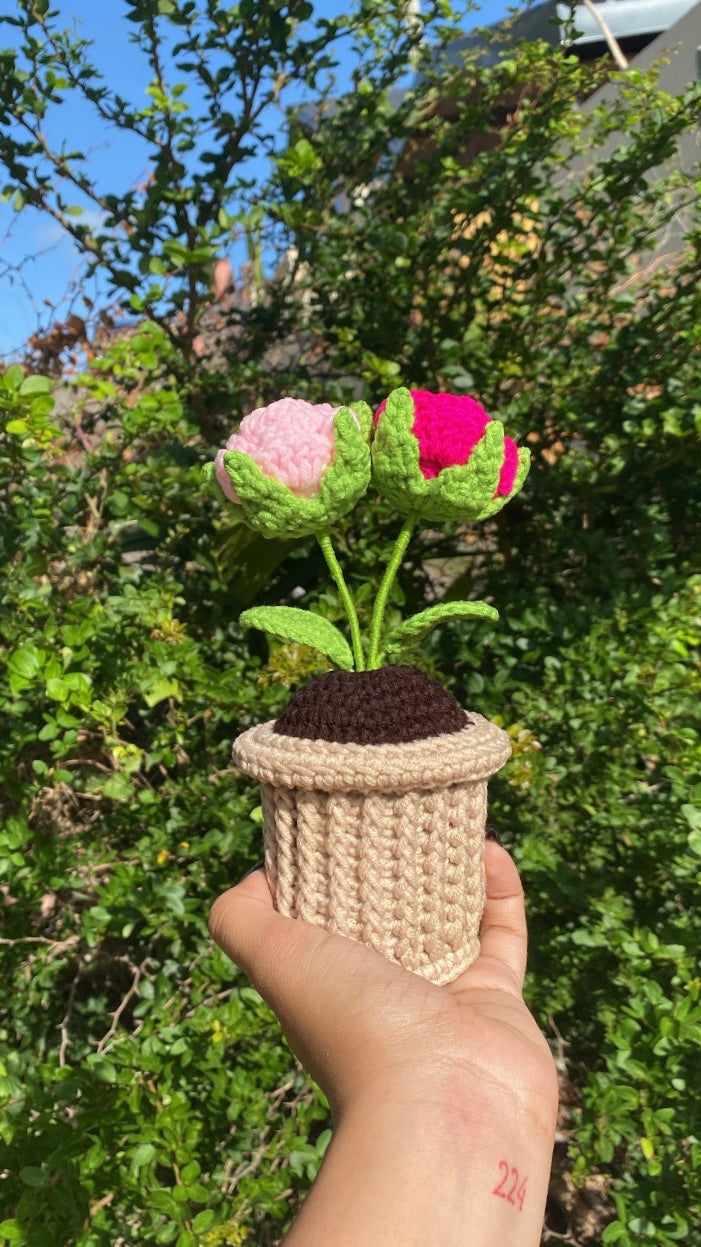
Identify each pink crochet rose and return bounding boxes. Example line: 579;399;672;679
206;394;372;541
215;397;341;503
375;389;518;496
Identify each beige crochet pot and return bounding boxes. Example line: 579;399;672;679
233;712;511;986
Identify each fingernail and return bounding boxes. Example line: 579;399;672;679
485;826;502;845
239;859;265;883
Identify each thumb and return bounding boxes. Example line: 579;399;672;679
208;866;329;998
208;865;398;1035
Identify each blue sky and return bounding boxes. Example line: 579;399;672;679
0;0;523;360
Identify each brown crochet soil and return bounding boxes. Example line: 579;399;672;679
273;665;468;745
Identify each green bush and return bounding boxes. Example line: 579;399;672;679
0;342;332;1245
486;581;701;1244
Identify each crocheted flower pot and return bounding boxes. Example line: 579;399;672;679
232;668;511;986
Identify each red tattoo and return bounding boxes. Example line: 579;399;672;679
493;1160;527;1211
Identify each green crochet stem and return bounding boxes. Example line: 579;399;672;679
316;531;365;672
367;512;418;670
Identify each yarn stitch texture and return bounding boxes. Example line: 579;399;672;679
371;387;530;523
204;401;372;539
234;715;510;985
214;398;340;501
273;665;467;744
234;713;511;792
376;388;518;494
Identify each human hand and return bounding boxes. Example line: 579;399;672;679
209;839;557;1131
209;841;558;1247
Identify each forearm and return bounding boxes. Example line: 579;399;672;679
283;1084;555;1247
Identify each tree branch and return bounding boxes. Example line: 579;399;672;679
580;0;629;71
96;955;153;1054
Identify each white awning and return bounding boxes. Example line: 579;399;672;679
556;0;699;45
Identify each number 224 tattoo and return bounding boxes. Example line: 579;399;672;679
492;1160;528;1212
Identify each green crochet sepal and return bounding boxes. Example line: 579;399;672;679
435;420;506;519
316;405;372;520
220;450;318;538
372;387;530;523
470;446;531;520
239;606;354;670
348;399;374;440
214;405;371;540
380;600;499;660
371;388;421;513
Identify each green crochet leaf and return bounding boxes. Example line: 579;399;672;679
371;387;427;510
383;386;414;431
432;420;506;519
221;450;324;539
475;445;532;520
349;400;374;439
239;606;355;670
317;405;372;517
381;600;499;659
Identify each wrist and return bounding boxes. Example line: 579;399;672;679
343;1073;556;1177
337;1058;557;1151
285;1077;556;1247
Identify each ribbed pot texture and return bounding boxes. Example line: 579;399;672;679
233;712;511;986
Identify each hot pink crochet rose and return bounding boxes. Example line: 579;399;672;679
215;397;341;503
375;389;518;496
371;387;530;524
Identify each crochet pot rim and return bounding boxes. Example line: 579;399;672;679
232;712;512;794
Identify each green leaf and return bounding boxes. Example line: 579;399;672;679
19;1166;48;1189
46;677;70;702
239;606;354;670
8;647;42;679
687;829;701;857
63;671;92;697
4;364;24;391
627;1217;656;1235
102;773;133;801
130;1142;157;1173
0;1220;27;1244
601;1223;625;1244
142;677;181;707
681;803;701;832
92;1061;118;1083
191;1210;216;1234
381;601;499;658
